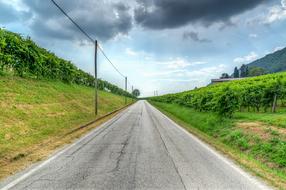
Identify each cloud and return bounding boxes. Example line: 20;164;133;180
22;0;133;41
125;48;138;56
266;46;285;54
282;0;286;8
155;57;207;69
183;31;212;43
142;69;187;77
247;0;286;25
165;59;207;69
0;1;30;24
143;64;226;85
263;4;286;24
273;46;284;52
249;33;258;38
134;0;265;29
124;48;154;61
234;52;259;64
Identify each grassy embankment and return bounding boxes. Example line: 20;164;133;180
150;101;286;189
0;76;133;180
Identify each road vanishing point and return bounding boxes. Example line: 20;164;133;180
0;101;271;190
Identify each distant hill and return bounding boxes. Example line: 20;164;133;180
219;47;286;79
247;47;286;73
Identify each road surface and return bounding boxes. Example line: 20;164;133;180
0;100;270;190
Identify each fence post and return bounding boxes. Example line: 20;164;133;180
272;94;277;113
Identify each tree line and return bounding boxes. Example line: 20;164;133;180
149;72;286;117
220;64;267;79
0;29;134;98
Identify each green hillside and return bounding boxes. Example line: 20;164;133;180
248;47;286;73
0;28;133;98
0;28;135;179
0;76;132;179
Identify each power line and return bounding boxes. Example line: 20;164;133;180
50;0;94;42
50;0;131;91
97;44;126;78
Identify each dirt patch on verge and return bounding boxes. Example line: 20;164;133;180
237;122;286;140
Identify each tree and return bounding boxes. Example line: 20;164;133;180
248;66;266;77
240;64;248;77
132;89;140;97
220;73;230;79
233;67;239;78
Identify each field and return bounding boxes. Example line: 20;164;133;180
0;76;133;179
150;72;286;118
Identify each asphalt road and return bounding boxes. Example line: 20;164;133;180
0;100;271;190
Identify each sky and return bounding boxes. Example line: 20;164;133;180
1;0;286;97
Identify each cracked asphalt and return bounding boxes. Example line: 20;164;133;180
0;100;271;190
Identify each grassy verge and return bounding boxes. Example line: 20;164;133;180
236;111;286;128
0;76;133;180
150;101;286;189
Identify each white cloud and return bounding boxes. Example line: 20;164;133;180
233;52;258;64
151;78;200;82
125;48;154;61
282;0;286;8
249;34;258;38
142;64;226;80
142;69;187;77
265;46;285;54
264;6;286;24
0;0;28;11
185;64;226;79
262;1;286;24
273;46;284;52
157;57;207;69
141;64;227;96
246;0;286;25
125;48;138;56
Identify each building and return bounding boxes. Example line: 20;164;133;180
210;78;245;84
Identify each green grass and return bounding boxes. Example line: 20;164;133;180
235;111;286;128
150;101;286;188
0;76;133;160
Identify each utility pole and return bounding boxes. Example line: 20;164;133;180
94;40;98;115
132;85;134;101
125;77;127;104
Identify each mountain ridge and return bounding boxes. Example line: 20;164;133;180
247;47;286;73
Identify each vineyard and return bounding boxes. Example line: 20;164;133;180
150;72;286;117
0;29;133;98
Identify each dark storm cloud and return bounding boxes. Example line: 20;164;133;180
22;0;132;42
135;0;267;29
183;31;211;43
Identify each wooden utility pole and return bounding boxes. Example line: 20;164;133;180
94;40;98;115
125;77;127;104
